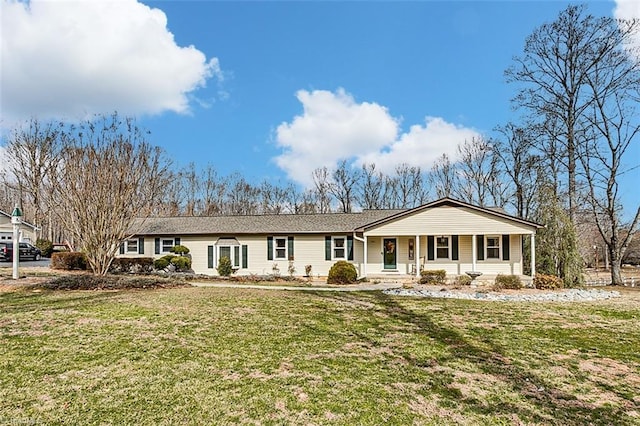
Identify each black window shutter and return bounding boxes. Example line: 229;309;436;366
452;235;459;261
477;235;485;261
119;242;125;255
208;245;214;268
138;237;144;254
347;235;354;261
427;236;434;261
502;234;510;261
288;236;294;259
242;245;248;268
325;236;331;260
267;236;273;260
174;237;181;246
155;238;160;254
234;246;240;267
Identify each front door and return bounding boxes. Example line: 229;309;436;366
383;238;397;269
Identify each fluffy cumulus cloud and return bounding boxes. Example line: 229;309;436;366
615;0;640;56
273;88;479;187
0;0;220;123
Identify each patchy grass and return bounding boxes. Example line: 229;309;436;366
0;286;638;425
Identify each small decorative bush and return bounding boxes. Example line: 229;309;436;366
153;254;192;272
35;239;54;258
288;261;296;276
453;275;472;286
170;245;190;255
494;274;523;290
534;274;564;290
419;269;447;285
110;257;154;273
217;256;233;277
51;252;88;270
327;260;358;284
305;265;312;277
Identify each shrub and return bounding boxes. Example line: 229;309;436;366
534;274;564;290
305;265;312;277
453;275;472;286
51;252;88;270
494;274;523;290
327;260;358;284
29;274;190;291
110;257;154;273
217;256;233;277
170;245;190;255
171;255;192;271
153;255;173;270
419;269;447;285
35;239;54;257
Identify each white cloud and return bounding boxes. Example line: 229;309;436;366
614;1;640;55
274;89;399;186
0;0;220;124
273;89;480;187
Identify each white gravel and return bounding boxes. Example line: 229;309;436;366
383;288;621;302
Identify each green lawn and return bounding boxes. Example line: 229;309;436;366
1;286;639;425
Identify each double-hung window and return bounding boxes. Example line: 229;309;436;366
436;236;449;259
125;239;138;254
486;236;500;259
274;237;287;260
333;237;346;259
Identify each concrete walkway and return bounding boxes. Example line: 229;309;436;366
190;281;403;292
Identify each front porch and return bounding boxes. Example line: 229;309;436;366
357;233;536;280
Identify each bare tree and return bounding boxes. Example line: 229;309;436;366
311;167;333;213
48;113;170;275
493;123;540;218
3;118;64;239
359;163;384;209
506;4;640;224
579;46;640;284
453;137;503;207
429;153;455;199
328;160;360;213
394;163;427;208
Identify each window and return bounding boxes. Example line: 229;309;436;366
486;236;500;259
408;239;415;260
161;238;175;253
125;239;138;254
333;237;346;259
436;236;449;259
274;237;287;259
211;239;246;269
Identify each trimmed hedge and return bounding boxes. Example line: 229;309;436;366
29;274;191;291
534;274;564;290
494;274;523;290
327;261;358;284
153;254;192;272
109;257;154;274
419;269;447;285
51;252;88;270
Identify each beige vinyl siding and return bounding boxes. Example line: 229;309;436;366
365;206;536;236
132;234;363;277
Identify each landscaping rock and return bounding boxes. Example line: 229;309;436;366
383;288;621;302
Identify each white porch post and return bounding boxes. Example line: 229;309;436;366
415;234;420;277
363;235;368;278
472;234;477;272
530;233;536;278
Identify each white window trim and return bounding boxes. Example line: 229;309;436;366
273;236;288;260
332;236;347;260
216;245;242;269
436;235;450;260
125;239;139;254
161;238;176;254
485;235;501;260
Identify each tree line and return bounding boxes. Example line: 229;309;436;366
1;5;638;283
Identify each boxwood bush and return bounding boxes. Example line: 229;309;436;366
534;274;564;290
327;260;358;284
109;257;154;273
494;274;523;290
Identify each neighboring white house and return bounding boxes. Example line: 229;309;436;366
121;198;543;279
0;210;38;243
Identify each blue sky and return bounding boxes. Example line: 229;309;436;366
1;0;639;214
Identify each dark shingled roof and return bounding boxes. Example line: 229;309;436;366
132;209;406;236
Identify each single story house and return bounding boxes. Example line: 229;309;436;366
0;210;38;243
121;198;543;280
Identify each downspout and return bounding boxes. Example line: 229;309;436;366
353;233;366;278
